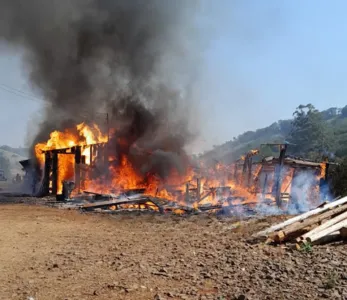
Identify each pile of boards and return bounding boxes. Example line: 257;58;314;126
254;196;347;250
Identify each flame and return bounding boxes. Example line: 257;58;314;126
34;123;325;211
320;162;327;178
35;123;107;193
249;149;259;155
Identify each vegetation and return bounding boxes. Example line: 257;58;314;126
300;241;313;253
286;104;335;159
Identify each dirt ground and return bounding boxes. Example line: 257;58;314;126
1;203;347;300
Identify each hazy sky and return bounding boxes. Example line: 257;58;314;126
1;0;347;151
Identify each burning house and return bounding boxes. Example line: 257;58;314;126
31;128;331;215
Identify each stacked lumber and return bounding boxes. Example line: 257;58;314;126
254;196;347;249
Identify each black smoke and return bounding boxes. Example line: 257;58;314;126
0;0;202;180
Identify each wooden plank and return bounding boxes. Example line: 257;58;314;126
304;219;347;244
81;195;163;212
339;227;347;240
301;210;347;242
52;152;58;195
254;196;347;237
297;232;340;249
89;145;93;166
42;152;51;195
314;231;340;245
274;203;347;242
196;178;201;202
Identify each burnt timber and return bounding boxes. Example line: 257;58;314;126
40;143;107;196
35;141;331;211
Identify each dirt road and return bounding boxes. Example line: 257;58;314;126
0;204;347;300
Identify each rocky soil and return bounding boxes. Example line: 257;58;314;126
0;203;347;300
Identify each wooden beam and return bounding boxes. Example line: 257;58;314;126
75;164;80;194
273;144;287;207
42;152;51;195
233;163;238;184
196;178;201;202
304;219;347;244
247;157;253;188
274;203;347;242
339;227;347;240
52;152;58;195
254;196;347;237
242;156;248;187
262;173;268;198
185;182;190;203
82;196;163;213
301;210;347;242
89;145;93;166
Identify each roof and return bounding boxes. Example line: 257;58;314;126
19;159;32;169
261;156;324;168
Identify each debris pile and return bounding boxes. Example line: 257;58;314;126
55;188;228;215
255;196;347;249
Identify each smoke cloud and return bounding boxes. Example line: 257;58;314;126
0;0;203;179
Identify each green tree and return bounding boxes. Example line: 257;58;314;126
287;104;334;158
0;152;11;179
330;158;347;197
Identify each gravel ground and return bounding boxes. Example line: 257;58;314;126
1;202;347;300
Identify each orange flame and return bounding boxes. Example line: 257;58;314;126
34;123;324;209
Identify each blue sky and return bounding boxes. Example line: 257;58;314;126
1;0;347;151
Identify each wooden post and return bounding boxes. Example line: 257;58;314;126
242;155;248;187
247;157;253;188
262;173;268;198
196;178;201;202
89;145;93;166
81;154;86;190
75;164;80;194
52;152;58;195
325;163;329;181
273;144;287;208
103;143;110;187
185;182;190;203
93;144;98;162
42;152;51;195
234;162;238;184
75;146;81;193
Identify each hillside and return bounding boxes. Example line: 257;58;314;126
201;106;346;164
0;145;29;157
